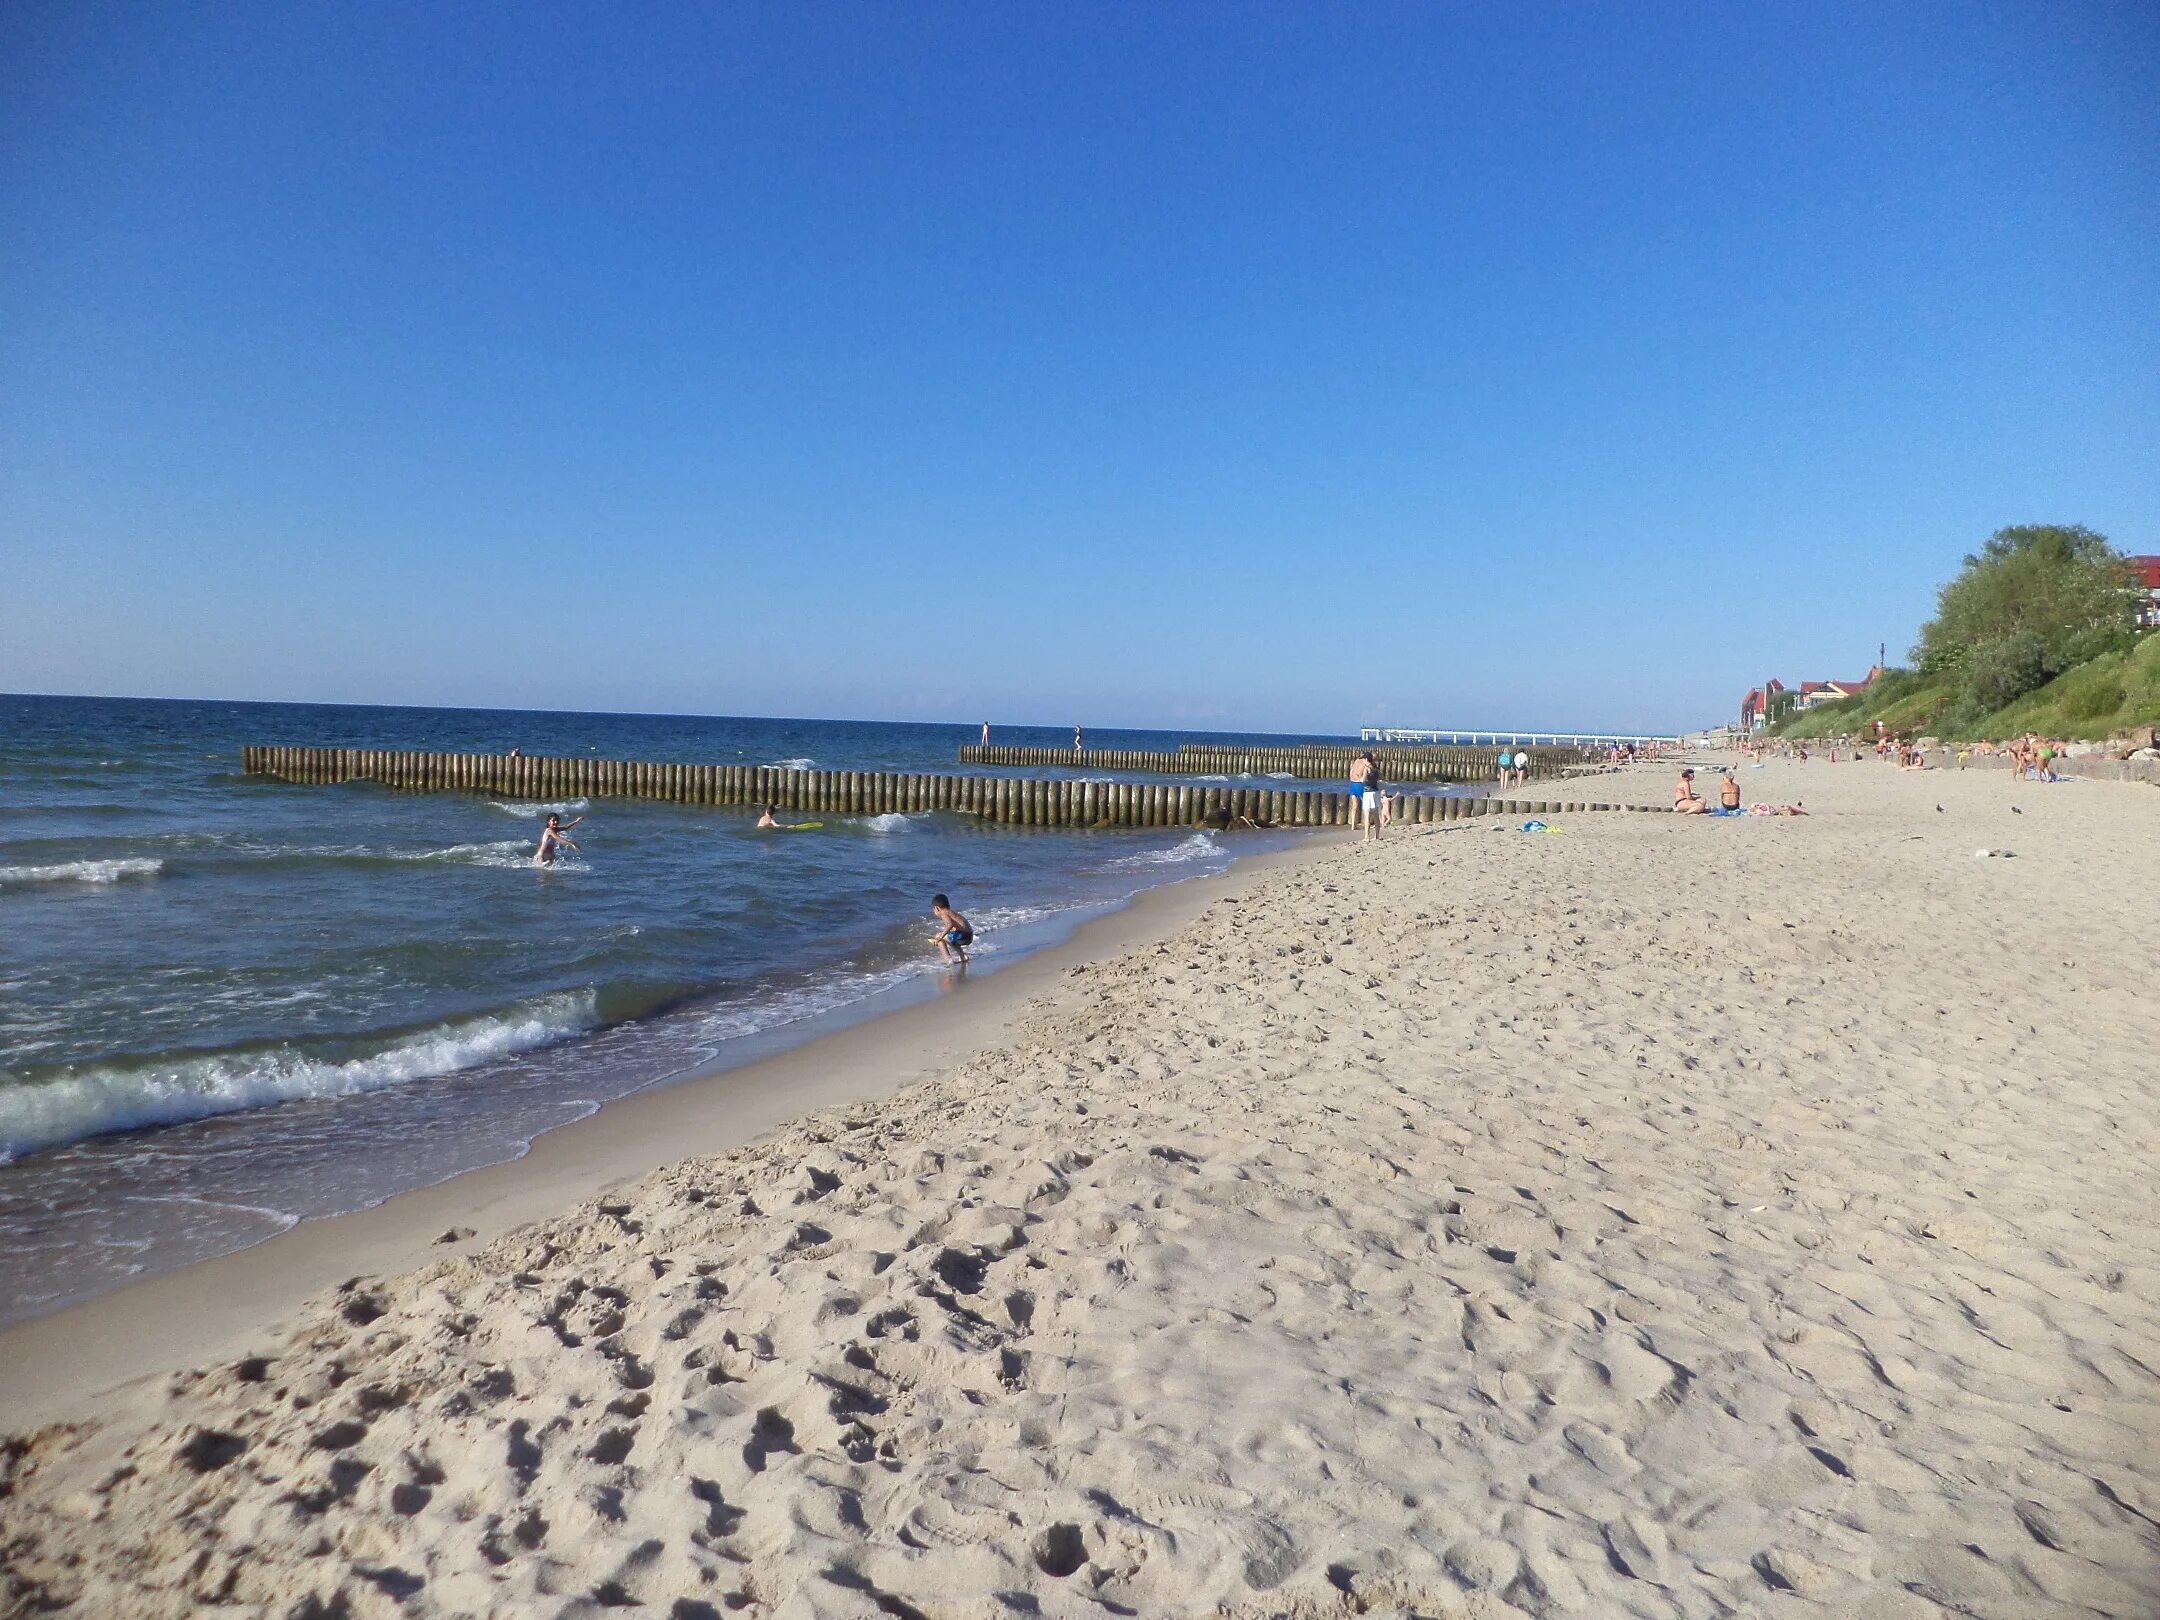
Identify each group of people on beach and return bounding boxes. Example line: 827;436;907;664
1347;752;1397;843
1675;767;1806;817
2006;733;2064;781
1764;729;2072;781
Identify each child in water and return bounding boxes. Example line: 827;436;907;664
928;894;973;964
535;811;582;866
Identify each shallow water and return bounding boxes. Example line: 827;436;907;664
0;696;1359;1322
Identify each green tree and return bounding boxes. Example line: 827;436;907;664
1957;629;2050;715
1916;524;2137;674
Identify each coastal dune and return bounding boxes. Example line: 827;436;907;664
3;759;2156;1618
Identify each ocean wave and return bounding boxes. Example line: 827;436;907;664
403;840;541;869
0;991;603;1162
1107;832;1224;870
967;900;1088;932
862;812;921;833
487;798;590;818
768;757;815;771
0;857;166;888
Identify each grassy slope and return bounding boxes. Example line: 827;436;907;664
1773;634;2160;741
1986;632;2160;738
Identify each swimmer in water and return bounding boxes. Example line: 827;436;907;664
535;811;582;865
756;803;783;828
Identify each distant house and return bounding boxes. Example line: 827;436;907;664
2132;556;2160;629
1745;667;1880;727
1813;665;1884;706
1740;679;1785;731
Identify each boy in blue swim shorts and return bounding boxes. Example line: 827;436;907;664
929;894;974;964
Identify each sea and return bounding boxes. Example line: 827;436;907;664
0;695;1412;1326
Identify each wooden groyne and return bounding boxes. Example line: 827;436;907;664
1176;742;1574;779
958;743;1570;782
243;747;1653;827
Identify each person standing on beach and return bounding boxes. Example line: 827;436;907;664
1512;749;1530;787
980;722;990;747
1074;724;1084;754
1360;757;1385;843
534;811;582;865
1349;752;1375;832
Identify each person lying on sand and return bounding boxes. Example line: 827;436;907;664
929;894;973;964
1673;770;1709;814
535;811;582;865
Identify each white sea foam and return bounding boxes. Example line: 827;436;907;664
404;840;544;869
0;857;166;888
968;901;1088;932
1108;832;1225;870
486;798;590;818
0;991;600;1163
769;757;815;771
863;812;922;833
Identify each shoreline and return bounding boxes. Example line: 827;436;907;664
0;838;1330;1431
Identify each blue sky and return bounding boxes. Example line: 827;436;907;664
3;4;2154;733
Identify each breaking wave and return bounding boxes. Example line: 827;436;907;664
0;858;167;888
1107;832;1225;870
0;990;605;1162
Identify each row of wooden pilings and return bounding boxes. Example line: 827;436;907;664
1176;742;1572;778
243;747;1652;827
958;744;1567;782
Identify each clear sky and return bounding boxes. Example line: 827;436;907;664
4;3;2154;734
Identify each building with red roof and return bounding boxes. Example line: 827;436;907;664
1744;666;1883;729
2132;556;2160;628
1740;679;1784;731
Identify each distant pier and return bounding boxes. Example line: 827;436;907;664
1361;727;1679;748
243;747;1655;827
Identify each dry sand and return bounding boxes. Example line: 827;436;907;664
3;757;2155;1619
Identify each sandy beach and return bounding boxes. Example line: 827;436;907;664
4;756;2156;1619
